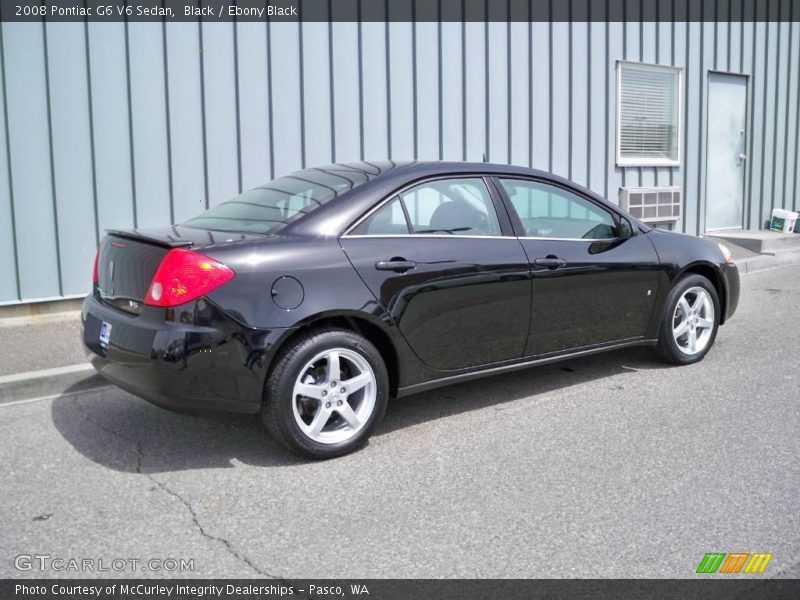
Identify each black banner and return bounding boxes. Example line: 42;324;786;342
4;579;800;600
1;0;799;23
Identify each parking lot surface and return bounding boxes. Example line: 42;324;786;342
2;265;799;578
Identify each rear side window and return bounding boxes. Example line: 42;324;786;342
402;178;501;236
350;177;502;237
498;178;618;240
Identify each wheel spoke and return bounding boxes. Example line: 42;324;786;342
326;351;341;382
336;402;361;429
690;294;705;312
295;382;326;400
687;329;697;353
342;372;371;394
696;317;714;330
307;406;331;436
673;320;689;338
678;297;691;317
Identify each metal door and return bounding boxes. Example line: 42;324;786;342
340;236;531;370
492;176;661;357
705;72;748;231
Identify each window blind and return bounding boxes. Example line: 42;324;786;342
618;63;680;164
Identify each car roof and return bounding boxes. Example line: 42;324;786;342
316;159;553;178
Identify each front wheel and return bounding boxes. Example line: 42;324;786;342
261;328;389;459
654;274;720;365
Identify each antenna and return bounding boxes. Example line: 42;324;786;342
482;153;487;163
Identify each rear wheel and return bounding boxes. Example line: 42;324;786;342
261;328;389;459
654;274;720;365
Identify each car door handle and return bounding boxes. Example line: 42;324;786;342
375;259;417;273
533;257;567;269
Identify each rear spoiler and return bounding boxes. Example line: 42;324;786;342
105;228;194;249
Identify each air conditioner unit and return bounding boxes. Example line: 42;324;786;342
619;186;682;224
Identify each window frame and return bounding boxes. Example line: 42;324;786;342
616;60;683;168
342;174;516;239
490;175;629;242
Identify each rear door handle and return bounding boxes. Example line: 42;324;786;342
533;257;567;269
375;259;417;273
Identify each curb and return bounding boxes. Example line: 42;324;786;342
0;363;109;406
736;249;800;274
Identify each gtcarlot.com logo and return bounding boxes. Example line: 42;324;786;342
696;552;773;574
14;554;194;573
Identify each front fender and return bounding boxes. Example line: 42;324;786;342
647;230;739;327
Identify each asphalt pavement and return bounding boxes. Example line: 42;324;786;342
1;265;799;579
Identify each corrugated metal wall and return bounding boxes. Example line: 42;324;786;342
1;3;799;304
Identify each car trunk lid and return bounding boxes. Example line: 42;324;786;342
97;235;169;314
96;226;262;314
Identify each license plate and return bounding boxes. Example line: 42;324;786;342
99;321;112;348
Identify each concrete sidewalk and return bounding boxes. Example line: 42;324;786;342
705;229;800;274
0;311;108;404
1;245;799;405
0;312;85;376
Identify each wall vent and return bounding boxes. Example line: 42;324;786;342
619;186;682;223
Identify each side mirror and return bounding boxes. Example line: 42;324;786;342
618;217;634;239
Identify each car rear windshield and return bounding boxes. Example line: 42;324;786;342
182;167;375;235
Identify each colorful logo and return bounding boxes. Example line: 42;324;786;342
696;552;773;574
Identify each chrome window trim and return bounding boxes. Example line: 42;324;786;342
340;233;615;242
516;236;619;242
342;173;625;243
340;234;520;240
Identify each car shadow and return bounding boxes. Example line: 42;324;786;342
51;346;670;473
379;346;669;435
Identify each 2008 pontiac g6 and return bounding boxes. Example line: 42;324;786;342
83;161;740;458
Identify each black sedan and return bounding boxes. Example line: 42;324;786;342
83;161;740;458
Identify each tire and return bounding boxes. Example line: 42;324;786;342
654;273;721;365
261;328;389;459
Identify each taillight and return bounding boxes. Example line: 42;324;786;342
144;248;235;307
92;248;99;285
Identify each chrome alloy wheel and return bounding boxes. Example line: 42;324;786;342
672;286;715;356
291;348;377;445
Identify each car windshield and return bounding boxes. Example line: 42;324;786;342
182;167;375;234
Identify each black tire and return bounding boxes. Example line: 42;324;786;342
654;273;721;365
260;328;389;459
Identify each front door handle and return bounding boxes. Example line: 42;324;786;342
375;259;417;273
533;257;567;269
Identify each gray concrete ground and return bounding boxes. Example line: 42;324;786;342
0;316;84;376
1;265;799;579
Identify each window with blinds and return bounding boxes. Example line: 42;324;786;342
617;62;682;166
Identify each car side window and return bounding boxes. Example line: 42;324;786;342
498;178;618;240
400;178;502;236
350;197;410;235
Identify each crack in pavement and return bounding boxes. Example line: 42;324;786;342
70;395;277;578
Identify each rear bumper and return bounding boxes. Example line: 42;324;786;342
721;262;740;323
82;293;292;414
